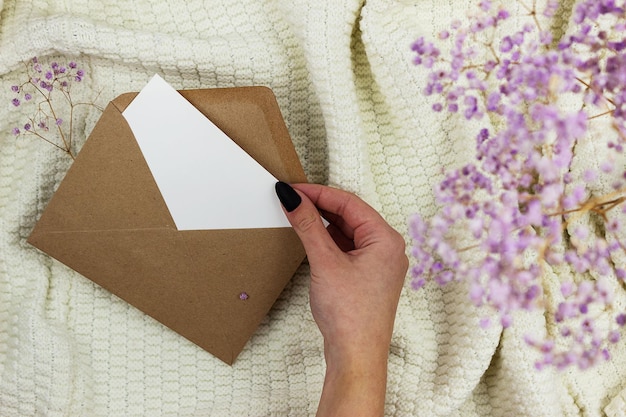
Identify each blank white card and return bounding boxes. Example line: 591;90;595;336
122;74;290;230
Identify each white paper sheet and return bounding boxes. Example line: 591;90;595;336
122;74;291;230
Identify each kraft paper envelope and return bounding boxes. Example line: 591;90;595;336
28;85;307;365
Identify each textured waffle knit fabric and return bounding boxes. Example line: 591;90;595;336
1;0;626;415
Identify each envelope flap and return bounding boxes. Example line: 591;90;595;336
30;101;176;235
112;87;307;183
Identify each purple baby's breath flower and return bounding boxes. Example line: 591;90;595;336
561;282;574;297
409;0;626;371
412;277;426;290
486;92;500;111
582;169;598;182
479;1;492;12
463;95;479;119
543;0;559;17
8;56;97;161
500;36;514;52
601;161;614;173
496;9;510;20
512;31;525;45
607;219;620;233
540;31;553;45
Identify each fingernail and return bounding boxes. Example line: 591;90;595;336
275;181;302;212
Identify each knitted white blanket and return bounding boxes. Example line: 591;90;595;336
1;0;626;415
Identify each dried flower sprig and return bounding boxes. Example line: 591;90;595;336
409;0;626;370
9;57;101;159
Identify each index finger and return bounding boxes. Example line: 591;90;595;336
291;183;387;239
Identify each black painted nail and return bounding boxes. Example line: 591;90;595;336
275;181;302;212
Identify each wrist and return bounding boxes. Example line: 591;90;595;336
323;336;390;373
317;339;390;417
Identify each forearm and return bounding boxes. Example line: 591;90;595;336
316;340;389;417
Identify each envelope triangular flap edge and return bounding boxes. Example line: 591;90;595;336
114;86;305;185
28;85;307;365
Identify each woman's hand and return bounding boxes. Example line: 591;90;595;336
275;182;408;417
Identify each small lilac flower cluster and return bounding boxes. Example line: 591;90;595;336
9;57;88;159
410;0;626;370
526;277;626;370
